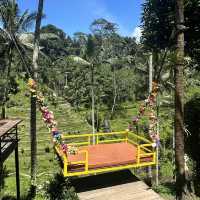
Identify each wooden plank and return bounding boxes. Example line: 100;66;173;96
0;119;22;137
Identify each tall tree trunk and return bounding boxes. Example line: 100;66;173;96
111;66;117;118
2;47;13;119
30;0;44;196
175;0;186;199
91;64;95;144
147;53;153;186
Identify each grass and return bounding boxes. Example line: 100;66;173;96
1;80;190;200
1;81;91;199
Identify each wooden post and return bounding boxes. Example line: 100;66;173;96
15;126;20;200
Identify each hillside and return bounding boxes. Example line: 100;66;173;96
2;80;92;199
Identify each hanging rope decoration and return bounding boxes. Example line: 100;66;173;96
27;78;77;155
129;81;159;147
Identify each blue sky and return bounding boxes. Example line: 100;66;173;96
18;0;143;38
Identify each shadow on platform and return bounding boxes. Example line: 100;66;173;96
72;170;139;193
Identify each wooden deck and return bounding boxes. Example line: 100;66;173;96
72;170;164;200
68;143;153;172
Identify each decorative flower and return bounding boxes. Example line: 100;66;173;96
149;112;156;120
28;78;36;88
28;78;37;93
132;117;139;124
37;93;45;104
68;145;78;155
61;143;68;153
139;105;145;115
152;82;159;92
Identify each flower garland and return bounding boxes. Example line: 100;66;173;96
129;82;159;146
27;78;77;155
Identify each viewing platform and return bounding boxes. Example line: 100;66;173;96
55;131;156;177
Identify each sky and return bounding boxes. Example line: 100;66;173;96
18;0;143;39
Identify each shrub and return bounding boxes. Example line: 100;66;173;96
45;173;79;200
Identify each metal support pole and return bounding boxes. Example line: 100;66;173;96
91;65;95;144
148;53;153;185
15;126;20;200
156;95;160;186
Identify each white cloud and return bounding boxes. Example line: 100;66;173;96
131;27;142;43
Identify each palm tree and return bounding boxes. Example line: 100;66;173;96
0;0;37;118
30;0;44;195
175;0;187;199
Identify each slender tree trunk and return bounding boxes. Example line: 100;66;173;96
147;53;153;186
30;0;44;195
1;106;6;119
2;47;13;119
91;64;95;144
175;0;187;199
149;53;153;93
111;66;117;118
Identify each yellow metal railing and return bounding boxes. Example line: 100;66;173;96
63;150;89;177
62;131;128;146
137;144;156;165
56;131;156;177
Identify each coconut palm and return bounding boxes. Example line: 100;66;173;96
0;0;37;118
175;0;188;199
30;0;44;196
0;0;57;119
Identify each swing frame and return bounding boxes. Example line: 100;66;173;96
55;131;156;177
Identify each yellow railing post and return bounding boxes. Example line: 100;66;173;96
88;135;90;145
125;131;128;143
63;155;68;176
137;145;140;164
85;150;88;172
78;150;89;173
97;135;99;144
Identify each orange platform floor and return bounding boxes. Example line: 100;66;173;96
67;142;153;171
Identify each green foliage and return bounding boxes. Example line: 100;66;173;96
141;0;175;51
185;93;200;196
40;24;69;59
0;166;9;190
0;0;37;117
142;0;200;68
44;174;79;200
90;18;118;36
153;182;176;199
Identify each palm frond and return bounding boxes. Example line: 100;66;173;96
17;10;37;32
0;27;9;40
